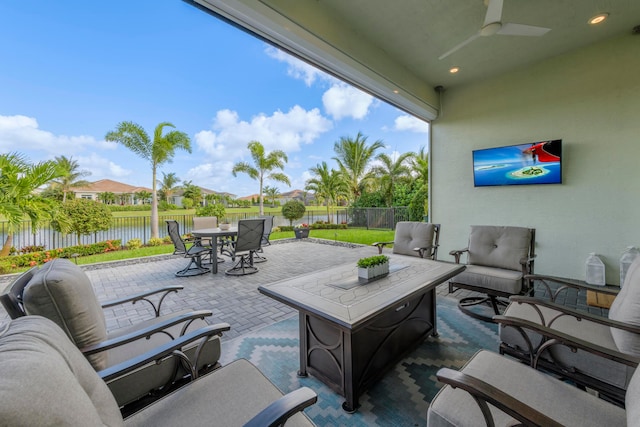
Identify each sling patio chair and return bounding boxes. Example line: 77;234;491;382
448;225;536;321
0;258;230;412
253;214;274;263
0;315;317;427
166;219;212;276
225;218;265;276
372;221;441;259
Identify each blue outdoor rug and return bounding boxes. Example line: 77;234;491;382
220;297;499;427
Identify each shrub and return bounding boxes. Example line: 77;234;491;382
162;236;172;244
158;200;179;211
147;237;164;247
52;199;113;243
408;184;428;221
281;200;306;226
195;204;225;220
20;245;46;254
127;238;143;249
107;204;152;212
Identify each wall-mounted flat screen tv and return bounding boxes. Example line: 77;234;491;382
473;139;562;187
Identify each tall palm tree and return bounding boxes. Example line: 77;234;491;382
372;151;415;207
158;172;180;203
105;121;191;238
412;146;429;186
332;132;385;203
305;162;348;222
50;155;91;202
0;152;65;256
232;140;290;215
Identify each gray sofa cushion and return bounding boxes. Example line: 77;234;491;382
427;350;626;427
392;222;435;257
124;358;313;427
501;302;635;389
452;265;524;294
467;225;531;271
0;316;123;426
609;256;640;356
22;258;109;370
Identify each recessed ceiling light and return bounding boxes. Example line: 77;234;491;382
393;89;399;94
589;13;609;25
449;67;460;74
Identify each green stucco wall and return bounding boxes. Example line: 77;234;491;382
431;34;640;284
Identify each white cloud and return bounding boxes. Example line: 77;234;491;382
394;114;430;133
0;114;116;153
265;46;326;86
195;107;332;159
322;83;374;120
77;153;132;179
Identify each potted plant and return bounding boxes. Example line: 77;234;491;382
294;223;310;239
219;218;231;230
357;255;390;280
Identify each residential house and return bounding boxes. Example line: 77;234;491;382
73;179;153;205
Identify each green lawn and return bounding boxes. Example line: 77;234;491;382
111;206;332;218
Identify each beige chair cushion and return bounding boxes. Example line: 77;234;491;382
452;265;524;294
427;350;626;427
467;225;531;271
0;316;123;426
609;256;640;356
22;258;109;370
392;222;435;257
501;302;635;389
124;359;314;427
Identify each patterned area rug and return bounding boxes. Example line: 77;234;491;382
220;296;499;427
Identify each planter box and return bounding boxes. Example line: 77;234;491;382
358;261;389;280
294;228;310;239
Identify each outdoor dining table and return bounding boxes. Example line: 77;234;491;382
192;227;238;274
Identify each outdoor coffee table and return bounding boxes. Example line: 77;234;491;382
258;255;465;412
191;227;238;274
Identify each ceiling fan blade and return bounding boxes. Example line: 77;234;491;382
438;33;480;60
498;23;550;36
483;0;503;26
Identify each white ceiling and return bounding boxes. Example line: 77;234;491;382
186;0;640;119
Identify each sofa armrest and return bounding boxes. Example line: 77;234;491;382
435;368;563;427
495;314;640;368
101;285;184;317
81;310;217;355
243;387;318;427
508;296;640;334
449;248;468;264
98;322;231;382
372;241;394;254
525;274;620;303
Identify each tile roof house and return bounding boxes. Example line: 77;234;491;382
73;179;153;204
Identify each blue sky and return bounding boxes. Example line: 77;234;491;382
0;0;429;198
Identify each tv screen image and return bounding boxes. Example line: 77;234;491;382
472;139;562;187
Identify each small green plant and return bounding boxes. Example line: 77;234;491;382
127;238;142;249
357;255;389;268
147;237;164;247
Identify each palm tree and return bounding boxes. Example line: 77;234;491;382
50;155;91;202
135;190;152;205
159;172;180;203
332;132;385;203
97;191;116;205
182;181;203;207
232;141;291;215
372;151;415;206
105;121;191;238
263;186;280;207
305;162;348;222
411;146;429;186
0;152;65;256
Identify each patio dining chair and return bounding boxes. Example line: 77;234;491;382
166;219;212;276
0;315;317;427
0;258;229;411
226;218;265;276
253;214;274;263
